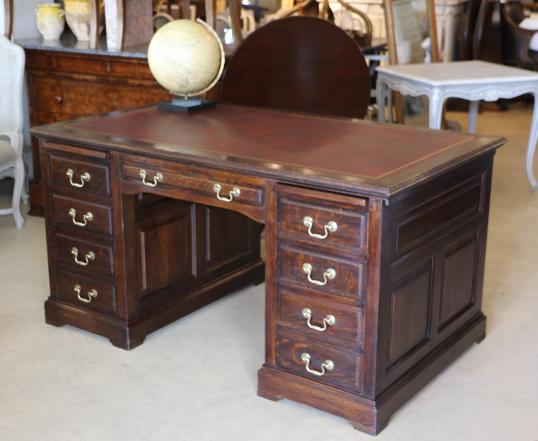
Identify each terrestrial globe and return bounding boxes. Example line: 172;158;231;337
148;19;225;99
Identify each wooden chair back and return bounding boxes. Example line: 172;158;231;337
500;1;537;67
459;0;482;59
471;0;501;61
221;16;370;119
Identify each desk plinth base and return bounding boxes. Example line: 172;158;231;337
44;260;265;350
258;314;486;435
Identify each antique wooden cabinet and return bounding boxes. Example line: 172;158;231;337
32;105;503;434
19;35;171;215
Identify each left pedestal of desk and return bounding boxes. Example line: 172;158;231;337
39;140;265;349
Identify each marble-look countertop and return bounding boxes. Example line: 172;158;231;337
17;32;237;59
16;33;149;59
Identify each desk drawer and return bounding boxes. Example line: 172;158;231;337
49;152;110;198
278;244;365;301
277;185;368;254
56;271;117;315
51;194;113;236
54;232;114;276
276;333;363;391
121;156;265;214
278;288;364;349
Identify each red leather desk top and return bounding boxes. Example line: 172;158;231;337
33;104;504;198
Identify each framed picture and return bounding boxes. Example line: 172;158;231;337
384;0;440;64
383;0;441;122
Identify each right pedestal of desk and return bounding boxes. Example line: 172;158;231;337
259;152;493;435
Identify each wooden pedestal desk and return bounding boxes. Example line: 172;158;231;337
32;105;504;435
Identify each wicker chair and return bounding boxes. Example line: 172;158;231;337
0;35;25;228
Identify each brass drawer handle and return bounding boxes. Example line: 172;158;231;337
303;216;338;239
68;208;93;227
213;183;241;202
302;263;336;286
66;168;91;188
73;284;98;304
71;247;95;267
139;169;163;187
301;353;334;376
302;308;336;331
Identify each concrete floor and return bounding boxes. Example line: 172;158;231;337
0;106;537;441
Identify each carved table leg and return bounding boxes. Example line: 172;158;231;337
376;79;386;123
428;89;444;130
468;100;479;133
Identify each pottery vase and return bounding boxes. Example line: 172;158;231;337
35;3;65;40
64;0;104;42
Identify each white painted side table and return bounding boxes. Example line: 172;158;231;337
376;60;538;190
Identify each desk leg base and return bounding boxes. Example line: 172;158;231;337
258;314;486;435
44;261;265;350
258;366;382;435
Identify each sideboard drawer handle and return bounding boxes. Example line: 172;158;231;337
139;169;163;187
74;284;98;304
213;183;240;202
68;208;93;227
71;247;95;267
301;352;334;376
66;168;91;188
302;263;336;286
303;216;338;239
302;308;336;331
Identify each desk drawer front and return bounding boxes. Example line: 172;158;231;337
278;288;365;349
49;153;110;198
54;233;114;276
56;271;117;314
278;245;365;301
121;160;265;209
278;192;368;253
51;194;113;235
276;333;363;391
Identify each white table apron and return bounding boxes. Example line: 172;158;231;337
376;72;538;190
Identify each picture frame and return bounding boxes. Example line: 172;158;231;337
383;0;441;122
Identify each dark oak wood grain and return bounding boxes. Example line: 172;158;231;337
49;151;111;198
278;244;366;300
276;331;363;390
32;105;502;435
278;287;365;348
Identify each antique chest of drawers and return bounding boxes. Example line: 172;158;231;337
32;105;503;434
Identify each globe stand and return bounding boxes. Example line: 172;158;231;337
158;97;216;113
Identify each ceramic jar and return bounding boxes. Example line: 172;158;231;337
64;0;104;42
35;4;65;41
